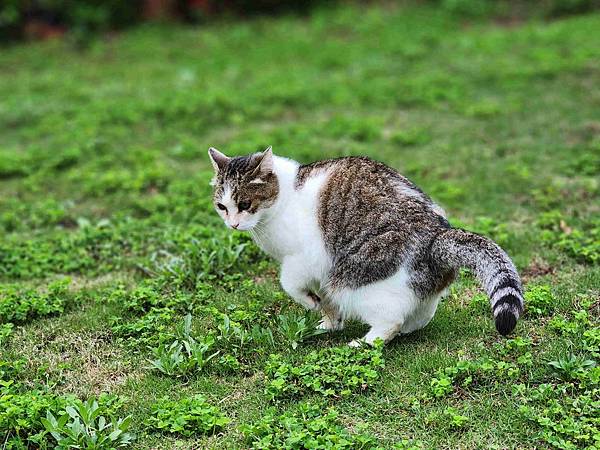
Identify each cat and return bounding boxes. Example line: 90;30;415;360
208;146;524;346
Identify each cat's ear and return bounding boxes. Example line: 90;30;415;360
208;147;230;173
249;146;273;184
260;146;274;173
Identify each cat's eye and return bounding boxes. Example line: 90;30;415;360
217;203;227;211
238;200;251;211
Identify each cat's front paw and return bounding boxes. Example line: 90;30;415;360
307;292;321;309
296;292;320;311
318;316;343;332
317;318;335;331
348;339;365;348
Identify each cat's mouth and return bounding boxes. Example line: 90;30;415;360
228;221;256;231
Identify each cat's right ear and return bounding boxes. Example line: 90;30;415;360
208;147;230;173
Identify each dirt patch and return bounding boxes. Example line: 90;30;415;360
20;327;137;397
522;259;556;282
66;272;133;292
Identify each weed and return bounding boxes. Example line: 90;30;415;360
0;388;126;449
443;407;470;430
518;375;600;449
146;394;229;436
42;398;134;449
149;315;218;377
241;401;378;449
429;351;530;399
111;307;175;349
524;285;554;317
1;389;63;447
149;342;189;376
248;325;276;349
0;323;13;345
548;353;596;381
430;375;454;398
548;299;600;357
498;337;533;366
276;310;327;349
393;440;425;450
0;278;70;325
538;212;600;264
264;341;385;400
152;232;262;290
0;197;69;233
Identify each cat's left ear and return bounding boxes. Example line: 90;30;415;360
249;146;273;184
208;147;230;173
208;147;230;186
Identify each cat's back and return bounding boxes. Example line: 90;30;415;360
295;156;442;218
296;157;449;281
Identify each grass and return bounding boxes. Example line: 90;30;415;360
1;2;599;449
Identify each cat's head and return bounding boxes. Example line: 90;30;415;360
208;146;279;231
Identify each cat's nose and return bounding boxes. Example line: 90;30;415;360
231;223;239;229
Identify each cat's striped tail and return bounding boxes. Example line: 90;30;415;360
429;228;524;335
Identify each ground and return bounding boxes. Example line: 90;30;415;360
0;3;599;449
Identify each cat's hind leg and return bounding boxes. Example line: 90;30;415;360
331;268;419;346
400;293;443;335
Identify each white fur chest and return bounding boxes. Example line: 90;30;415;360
250;158;331;283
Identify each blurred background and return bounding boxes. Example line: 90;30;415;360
1;0;598;257
2;0;600;43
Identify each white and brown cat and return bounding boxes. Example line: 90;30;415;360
208;146;523;346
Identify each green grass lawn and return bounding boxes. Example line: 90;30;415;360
1;3;599;449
